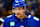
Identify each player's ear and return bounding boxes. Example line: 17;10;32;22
24;7;27;11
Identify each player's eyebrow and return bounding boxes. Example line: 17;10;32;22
19;7;24;9
20;7;24;9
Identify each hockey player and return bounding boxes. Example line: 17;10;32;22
3;0;40;27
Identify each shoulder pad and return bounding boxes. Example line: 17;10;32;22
33;16;39;21
28;15;31;18
7;15;12;18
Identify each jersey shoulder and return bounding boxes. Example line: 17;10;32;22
27;15;40;21
7;15;12;18
4;14;15;22
4;14;15;21
6;14;15;18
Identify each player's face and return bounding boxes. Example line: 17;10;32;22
14;7;26;18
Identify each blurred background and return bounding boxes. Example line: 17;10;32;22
0;0;40;27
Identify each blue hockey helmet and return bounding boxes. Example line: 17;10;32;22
12;0;27;9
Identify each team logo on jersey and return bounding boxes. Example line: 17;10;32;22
20;25;24;27
10;22;15;26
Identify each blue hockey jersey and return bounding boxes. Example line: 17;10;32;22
3;14;40;27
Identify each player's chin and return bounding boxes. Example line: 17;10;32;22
17;15;21;18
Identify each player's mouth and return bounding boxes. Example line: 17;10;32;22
17;13;20;15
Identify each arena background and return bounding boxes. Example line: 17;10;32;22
0;0;40;27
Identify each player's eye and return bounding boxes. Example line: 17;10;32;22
14;10;17;11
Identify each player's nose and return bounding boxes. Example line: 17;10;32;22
16;10;19;13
